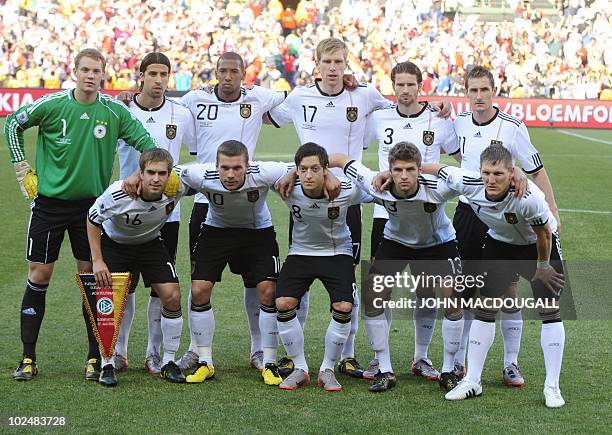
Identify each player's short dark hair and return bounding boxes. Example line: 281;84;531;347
388;142;422;168
139;52;171;74
217;52;245;72
391;62;422;85
217;140;249;164
75;48;106;70
294;142;329;167
465;65;495;90
139;148;174;173
480;145;513;169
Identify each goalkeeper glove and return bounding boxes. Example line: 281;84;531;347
14;161;38;200
163;170;181;197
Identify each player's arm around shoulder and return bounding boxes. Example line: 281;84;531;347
434;165;481;197
114;100;157;151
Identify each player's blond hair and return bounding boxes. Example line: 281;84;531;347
480;145;513;169
315;38;348;61
75;48;106;70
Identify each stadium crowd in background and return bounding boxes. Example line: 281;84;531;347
0;0;610;98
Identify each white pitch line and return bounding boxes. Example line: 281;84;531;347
558;130;612;146
558;208;612;215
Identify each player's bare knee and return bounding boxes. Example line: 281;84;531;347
331;301;353;314
28;262;54;285
276;297;298;312
191;280;213;305
415;286;435;300
444;307;463;320
257;280;275;306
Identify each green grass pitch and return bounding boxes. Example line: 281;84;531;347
0;119;610;433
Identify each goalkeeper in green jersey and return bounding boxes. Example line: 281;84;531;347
5;48;158;383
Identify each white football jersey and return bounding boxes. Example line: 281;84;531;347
117;96;196;222
454;107;543;203
283;177;372;256
439;166;557;245
267;81;391;175
88;181;189;245
180;85;286;204
344;161;456;248
364;103;459;219
176;161;292;229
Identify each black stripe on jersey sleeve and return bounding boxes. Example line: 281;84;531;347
498;112;522;127
190;152;197;156
437;166;450;180
530;218;548;227
112;192;129;201
343;160;357;176
266;111;281;128
448;148;461;156
88;215;101;226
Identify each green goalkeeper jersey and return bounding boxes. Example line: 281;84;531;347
5;89;157;200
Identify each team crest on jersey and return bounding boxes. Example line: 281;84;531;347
423;131;435;146
165;202;175;215
93;124;106;139
240;104;252;119
166;124;177;140
504;213;518;224
346;107;358;122
247;189;259;202
423;202;437;213
491;139;503;146
328;207;340;220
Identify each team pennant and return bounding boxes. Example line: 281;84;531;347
76;273;131;359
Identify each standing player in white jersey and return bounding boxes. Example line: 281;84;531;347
175;140;293;386
423;145;566;408
87;148;191;387
177;52;295;372
275;143;373;391
362;61;460;382
452;66;561;386
114;53;196;376
329;143;465;393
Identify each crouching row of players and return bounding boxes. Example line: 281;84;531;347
88;140;565;408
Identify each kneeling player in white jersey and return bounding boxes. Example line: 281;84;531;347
452;66;560;386
424;145;566;408
363;61;461;382
176;140;292;386
87;148;190;387
330;143;465;393
275;143;372;391
115;52;196;376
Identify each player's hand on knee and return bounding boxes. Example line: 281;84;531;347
372;170;392;192
430;100;452;119
323;171;341;200
14;161;38;200
93;260;112;288
511;167;528;197
122;170;142;198
275;170;297;199
532;266;564;295
343;73;359;90
116;91;133;106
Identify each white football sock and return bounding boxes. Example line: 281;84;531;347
541;321;565;388
146;295;163;356
243;287;261;355
341;290;359;360
365;313;392;373
259;307;278;365
465;320;496;384
187;292;199;355
297;292;309;329
189;307;215;364
115;292;135;357
442;317;464;373
101;356;115;368
278;316;308;372
161;313;183;365
500;309;523;367
413;302;437;362
320;318;351;372
455;308;474;366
